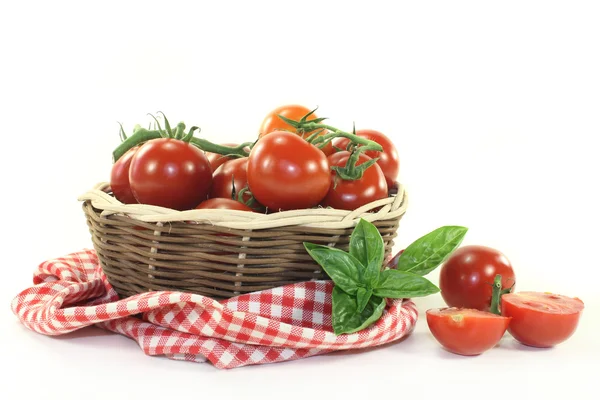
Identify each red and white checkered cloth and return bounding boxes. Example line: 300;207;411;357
11;249;418;369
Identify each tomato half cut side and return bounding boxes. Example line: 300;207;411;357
426;308;511;356
501;292;584;348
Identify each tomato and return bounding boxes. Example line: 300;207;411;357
209;158;250;200
195;198;254;212
110;146;139;204
439;245;516;311
320;151;388;211
426;308;511;356
501;292;584;348
259;104;334;156
332;129;399;187
129;138;212;211
205;143;240;172
247;131;330;211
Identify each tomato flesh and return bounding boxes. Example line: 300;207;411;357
129;138;212;211
247;131;330;211
439;245;516;311
501;292;584;348
426;308;511;356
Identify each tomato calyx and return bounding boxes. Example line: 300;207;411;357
489;274;516;315
230;175;259;209
277;111;383;154
332;147;380;183
112;112;253;162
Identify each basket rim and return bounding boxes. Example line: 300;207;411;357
78;182;408;230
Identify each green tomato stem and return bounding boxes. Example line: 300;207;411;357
301;122;383;152
113;129;161;161
489;274;513;315
112;128;252;162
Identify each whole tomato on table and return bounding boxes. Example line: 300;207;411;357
439;245;516;311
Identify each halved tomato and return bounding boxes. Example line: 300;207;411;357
426;307;511;356
501;291;584;348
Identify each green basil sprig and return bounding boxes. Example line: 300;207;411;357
304;219;468;335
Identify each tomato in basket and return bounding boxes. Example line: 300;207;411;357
333;129;399;187
247;131;331;211
205;143;239;171
259;104;334;155
110;146;139;204
196;198;254;212
210;158;251;201
319;151;388;210
129;138;213;211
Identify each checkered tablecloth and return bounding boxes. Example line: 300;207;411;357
11;249;418;369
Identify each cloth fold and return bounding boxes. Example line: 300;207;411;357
11;249;417;369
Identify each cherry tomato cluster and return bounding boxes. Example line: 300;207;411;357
110;105;400;213
425;245;584;356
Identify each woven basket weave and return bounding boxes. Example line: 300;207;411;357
79;182;408;300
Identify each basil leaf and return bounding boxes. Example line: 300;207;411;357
304;242;363;295
350;218;384;288
373;269;440;299
331;286;386;335
397;226;468;276
356;287;373;314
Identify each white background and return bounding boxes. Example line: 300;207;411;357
1;1;598;399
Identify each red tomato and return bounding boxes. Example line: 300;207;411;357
259;104;334;156
501;292;584;348
320;151;388;211
195;198;254;212
205;143;240;171
333;129;399;187
110;146;139;204
129;138;212;211
209;158;250;200
426;308;511;356
247;131;330;211
439;245;516;311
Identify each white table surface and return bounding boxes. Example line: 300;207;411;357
4;281;597;400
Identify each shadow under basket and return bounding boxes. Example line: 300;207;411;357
79;182;408;300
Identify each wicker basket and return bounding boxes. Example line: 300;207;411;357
78;182;408;300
